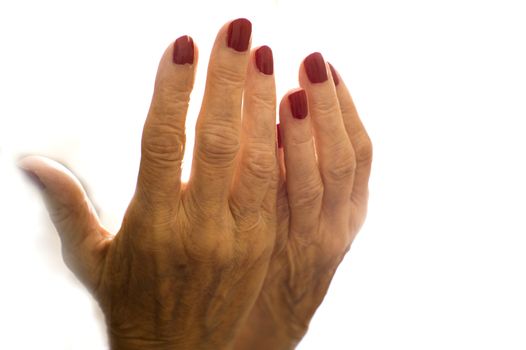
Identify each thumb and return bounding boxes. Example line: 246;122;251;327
18;155;110;291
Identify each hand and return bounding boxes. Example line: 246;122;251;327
234;55;373;349
19;18;280;349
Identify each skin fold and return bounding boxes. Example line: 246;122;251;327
18;19;372;350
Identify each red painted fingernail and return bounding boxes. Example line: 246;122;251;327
304;52;328;84
173;35;194;65
255;45;273;75
227;18;252;52
328;62;340;86
276;123;282;148
20;169;46;190
288;90;308;119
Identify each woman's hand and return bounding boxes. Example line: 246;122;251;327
19;18;279;349
234;55;373;349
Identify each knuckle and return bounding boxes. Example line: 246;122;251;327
197;125;240;166
204;240;236;266
326;160;356;184
243;142;275;182
290;179;323;210
186;225;236;266
124;197;173;231
340;102;355;118
214;248;236;267
231;202;261;231
142;123;185;166
353;131;373;165
326;143;356;183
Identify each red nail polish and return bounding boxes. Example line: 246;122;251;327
227;18;252;52
304;52;328;84
328;62;340;86
276;123;282;148
255;45;273;75
288;90;308;119
173;35;194;65
20;169;46;190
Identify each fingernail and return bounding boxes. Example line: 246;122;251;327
304;52;328;84
227;18;252;52
173;35;194;65
288;90;308;119
20;169;46;190
255;45;273;75
276;123;282;148
328;62;340;86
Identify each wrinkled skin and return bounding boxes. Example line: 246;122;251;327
19;19;372;350
234;61;372;349
20;19;280;349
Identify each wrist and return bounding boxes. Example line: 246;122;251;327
108;327;190;350
108;324;238;350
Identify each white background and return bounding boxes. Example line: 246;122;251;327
1;0;525;349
